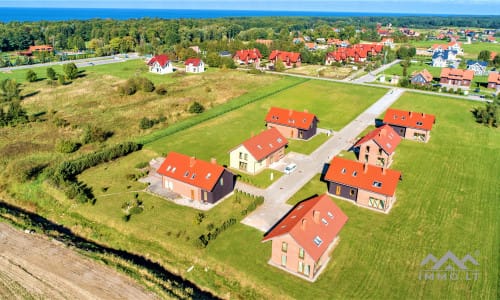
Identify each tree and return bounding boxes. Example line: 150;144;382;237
46;67;56;80
274;58;285;72
472;99;498;128
493;55;500;68
400;59;411;77
26;70;37;82
63;63;78;80
0;79;21;102
188;102;205;114
478;50;491;63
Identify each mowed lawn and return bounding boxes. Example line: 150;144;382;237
205;93;499;299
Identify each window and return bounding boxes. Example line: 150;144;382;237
282;241;288;252
369;197;385;210
171;167;176;173
281;254;287;266
321;218;328;225
304;265;310;276
350;189;355;196
313;236;323;246
335;185;341;195
203;191;208;201
352;171;357;177
327;211;334;219
299;248;304;259
184;171;189;177
239;152;243;159
191;173;196;179
244;153;248;160
366;145;370;152
373;181;382;188
277;138;282;143
206;173;211;179
166;165;171;172
341;168;346;174
416;121;423;126
379;148;383;155
298;261;304;273
220;177;224;186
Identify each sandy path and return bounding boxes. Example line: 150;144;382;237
0;222;158;299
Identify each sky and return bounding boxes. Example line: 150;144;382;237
0;0;499;15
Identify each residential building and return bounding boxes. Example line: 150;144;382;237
383;108;436;142
487;72;500;91
432;50;458;67
157;152;234;204
466;60;488;76
147;54;173;74
229;128;288;174
440;68;475;90
261;194;348;281
265;107;319;140
256;39;273;47
324;157;402;213
269;50;302;68
233;48;262;66
410;69;434;86
353;125;401;168
381;38;395;48
184;58;205;73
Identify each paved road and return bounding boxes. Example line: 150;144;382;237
352;59;402;83
241;88;406;232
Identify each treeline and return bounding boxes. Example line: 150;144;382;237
1;16;499;53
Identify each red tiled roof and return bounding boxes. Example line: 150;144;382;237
491;52;497;60
305;42;316;49
157;152;226;191
262;194;348;261
440;68;474;81
354;125;401;155
240;128;288;161
28;45;53;52
269;50;301;63
383;108;436;131
184;58;202;66
324;157;402;197
147;54;170;67
412;69;433;82
488;72;500;84
265;107;318;130
234;48;262;62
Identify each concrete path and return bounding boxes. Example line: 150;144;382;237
241;88;406;232
352;59;401;83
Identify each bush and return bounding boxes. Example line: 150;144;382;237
135;77;155;92
63;63;78;80
118;80;137;95
188;102;205;114
46;67;56;80
139;117;155;129
58;74;66;85
155;85;167;95
26;70;37;82
81;125;112;144
56;140;80;153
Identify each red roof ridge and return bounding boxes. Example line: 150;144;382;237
383;108;436;131
354;125;401;155
237;128;288;161
265;107;318;130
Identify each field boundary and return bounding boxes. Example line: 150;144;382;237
136;77;309;145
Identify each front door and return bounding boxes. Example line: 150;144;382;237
190;190;195;200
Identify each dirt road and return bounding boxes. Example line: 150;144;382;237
0;222;157;300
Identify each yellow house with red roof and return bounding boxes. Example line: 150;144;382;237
229;128;288;175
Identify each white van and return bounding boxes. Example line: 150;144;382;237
284;163;297;175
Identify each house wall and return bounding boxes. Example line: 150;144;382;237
205;170;235;204
185;62;205;73
357;139;393;168
150;61;173;74
267;123;299;139
162;176;201;201
411;74;430;86
229;145;273;175
404;128;431;142
265;147;286;168
356;189;394;212
327;182;358;202
389;125;406;138
270;235;317;280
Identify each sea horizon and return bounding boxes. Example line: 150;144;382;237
0;7;498;23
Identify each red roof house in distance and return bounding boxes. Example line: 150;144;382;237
19;45;54;56
353;125;401;168
440;68;474;90
147;54;173;74
233;48;262;66
265;107;319;140
325;157;402;213
269;50;302;68
261;194;348;281
383;108;436;142
184;58;205;73
410;69;434;86
157;152;234;204
229;128;288;175
487;72;500;91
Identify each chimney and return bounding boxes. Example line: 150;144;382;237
210;158;217;165
382;167;387;175
190;156;196;167
313;210;320;224
422;113;425;118
289;109;293;117
363;163;368;174
409;111;413;117
301;219;307;231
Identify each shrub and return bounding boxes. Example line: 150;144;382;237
56;140;80;153
63;63;78;80
46;67;56;80
188;102;205;114
26;70;37;82
58;74;65;85
81;125;112;144
155;85;168;95
139;117;155;129
118;80;137;95
135;77;155;92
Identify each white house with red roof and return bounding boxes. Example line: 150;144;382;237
265;107;318;140
157;152;234;204
229;128;288;175
353;125;401;168
383;108;436;142
147;54;173;74
261;194;348;281
184;58;205;73
325;157;402;213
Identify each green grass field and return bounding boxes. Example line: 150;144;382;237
407;40;500;59
382;63;442;79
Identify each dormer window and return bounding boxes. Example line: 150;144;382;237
327;211;334;219
269;143;273;148
166;165;171;171
321;218;328;225
277;138;282;143
416;121;423;126
373;181;382;188
184;171;189;177
171;167;176;173
352;171;357;177
313;236;323;246
206;173;211;179
257;145;263;150
191;173;196;179
341;168;346;174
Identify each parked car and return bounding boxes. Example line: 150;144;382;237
284;163;297;175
